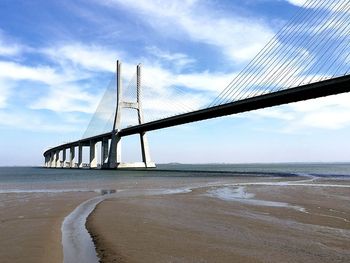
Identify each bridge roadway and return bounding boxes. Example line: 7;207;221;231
44;74;350;158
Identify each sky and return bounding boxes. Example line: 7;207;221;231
0;0;349;166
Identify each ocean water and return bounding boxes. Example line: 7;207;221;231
0;163;350;192
1;163;350;183
157;163;350;176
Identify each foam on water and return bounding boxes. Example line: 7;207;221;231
207;186;306;212
151;187;193;195
208;186;255;200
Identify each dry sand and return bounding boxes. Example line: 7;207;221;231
0;191;96;263
87;180;350;263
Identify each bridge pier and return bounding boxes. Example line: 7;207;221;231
90;140;97;168
54;151;59;168
101;138;109;168
78;144;83;168
107;61;155;169
140;132;153;167
61;149;66;168
44;154;49;167
108;133;121;169
70;146;76;168
49;152;54;167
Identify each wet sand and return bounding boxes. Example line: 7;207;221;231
1;175;349;263
0;191;96;263
87;178;350;263
0;175;256;262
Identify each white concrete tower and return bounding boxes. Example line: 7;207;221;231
108;61;155;168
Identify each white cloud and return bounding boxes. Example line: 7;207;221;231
43;43;121;72
252;93;350;131
0;60;100;114
124;57;234;95
250;108;295;121
140;63;234;102
0;110;80;133
286;0;349;13
0;79;13;108
0;56;102;114
0;61;62;84
296;110;350;130
97;0;275;63
40;42;234;122
121;63;234;122
146;46;195;69
30;84;100;113
175;71;235;93
286;0;307;7
0;42;22;57
209;46;318;105
0;39;231;118
0;31;24;57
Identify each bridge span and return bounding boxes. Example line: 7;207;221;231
43;0;350;169
43;73;350;169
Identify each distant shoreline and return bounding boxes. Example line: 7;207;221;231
2;161;350;168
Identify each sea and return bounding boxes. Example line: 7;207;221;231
1;162;350;191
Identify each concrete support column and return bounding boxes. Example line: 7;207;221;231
109;134;121;168
140;132;153;167
44;155;49;167
78;144;83;168
50;152;54;168
70;146;76;168
136;64;155;168
54;150;59;168
101;138;109;167
90;141;97;168
108;60;122;169
62;149;66;168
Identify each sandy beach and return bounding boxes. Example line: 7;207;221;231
1;168;350;263
87;178;350;263
0;191;97;263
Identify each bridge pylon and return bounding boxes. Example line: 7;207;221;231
106;60;156;169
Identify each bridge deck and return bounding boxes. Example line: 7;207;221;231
44;75;350;156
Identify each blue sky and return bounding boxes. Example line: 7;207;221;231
0;0;349;166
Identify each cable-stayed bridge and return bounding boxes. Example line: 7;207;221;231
44;0;350;169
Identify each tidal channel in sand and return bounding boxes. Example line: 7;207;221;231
0;190;97;263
